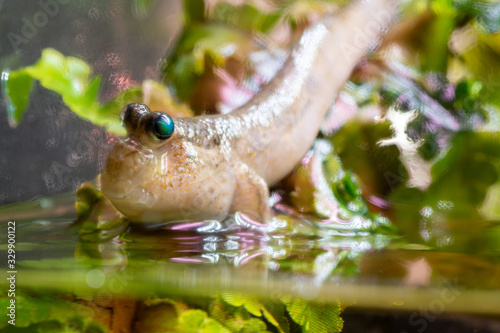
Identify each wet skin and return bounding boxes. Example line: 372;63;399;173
101;0;397;223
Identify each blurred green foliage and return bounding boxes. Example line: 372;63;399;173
0;292;106;332
3;0;500;330
2;50;192;136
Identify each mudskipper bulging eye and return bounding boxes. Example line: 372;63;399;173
121;103;151;132
147;112;175;141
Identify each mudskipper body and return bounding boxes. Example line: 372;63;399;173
101;0;397;223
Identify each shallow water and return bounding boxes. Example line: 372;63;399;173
2;1;500;331
1;193;500;318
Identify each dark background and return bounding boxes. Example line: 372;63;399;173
0;0;182;205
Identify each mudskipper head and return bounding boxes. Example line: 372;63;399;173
101;103;234;223
101;103;177;222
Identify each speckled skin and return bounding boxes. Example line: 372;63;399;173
101;0;396;223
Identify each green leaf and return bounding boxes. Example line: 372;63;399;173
3;48;102;129
288;140;336;218
162;24;254;102
260;301;290;333
240;318;269;333
452;0;500;34
331;120;408;197
219;294;289;333
422;11;456;72
284;298;343;333
177;309;231;333
212;3;281;34
2;70;33;126
209;297;274;333
284;138;395;233
134;298;185;332
184;0;206;23
391;131;500;250
0;293;106;332
3;49;192;135
221;294;262;317
456;31;500;107
282;0;346;28
480;182;500;220
429;131;500;209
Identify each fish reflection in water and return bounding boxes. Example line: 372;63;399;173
115;212;292;267
76;207;391;287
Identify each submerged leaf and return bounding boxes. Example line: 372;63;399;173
283;298;343;333
221;294;262;317
210;296;284;333
0;292;106;332
134;299;185;332
177;309;231;333
220;294;289;333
